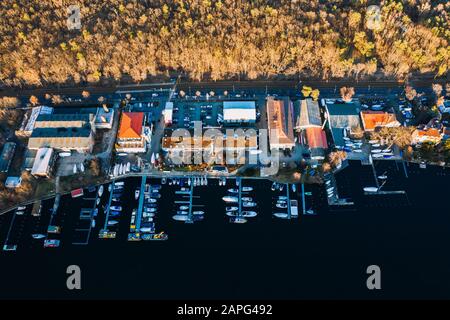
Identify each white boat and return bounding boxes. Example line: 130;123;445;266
107;220;119;226
228;188;238;193
126;162;131;173
271;182;277;191
378;175;387;180
193;211;204;215
204;177;208;186
226;206;238;212
59;152;71;157
242;211;257;218
91;220;96;228
226;211;237;217
179;205;189;210
146;198;157;203
276;203;287;209
364;187;378;193
108;184;112;192
173;214;189;221
372;154;384;159
32;234;46;239
150;153;156;165
161;177;167;184
242;187;253;192
369;140;379;144
382;152;394;156
73;164;77;174
110;206;122;211
117;152;127;156
278;196;288;200
326;187;334;192
96;198;100;205
140;227;154;233
273;212;289;219
80;163;85;173
371;149;382;153
230;217;247;224
291;184;296;192
98;185;104;197
372;143;381;147
17;206;26;210
113;165;119;177
353;149;363;153
16;210;24;215
115;181;125;186
187;178;191;186
143;212;155;218
242;197;252;202
135;190;140;199
243;201;256;207
222;196;238;203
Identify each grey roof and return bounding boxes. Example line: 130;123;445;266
294;99;322;129
36;113;92;122
0;142;16;172
31;124;92;138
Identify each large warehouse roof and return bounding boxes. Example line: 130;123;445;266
223;101;256;122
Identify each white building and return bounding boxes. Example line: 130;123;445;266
164;102;174;125
31;147;54;177
223;101;256;124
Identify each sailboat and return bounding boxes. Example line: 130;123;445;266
242;187;253;192
97;185;104;197
80;163;85;173
222;196;238;203
73;164;77;174
230;217;247;224
291;184;296;192
126;162;131;173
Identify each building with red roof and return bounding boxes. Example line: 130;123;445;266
116;112;147;153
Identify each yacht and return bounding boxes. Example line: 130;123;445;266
173;214;190;222
110;206;122;211
291;184;296;192
242;211;257;218
242;187;253;192
228;188;239;193
161;177;167;184
115;181;125;186
179;205;189;210
193;211;204;215
222;196;238;203
242;197;252;202
229;217;247;224
135;190;140;200
32;234;46;239
273;212;289;219
107;220;119;226
146;198;157;203
97;185;104;197
276;203;288;209
226;206;238;212
243;201;256;208
364;187;379;193
271;182;277;191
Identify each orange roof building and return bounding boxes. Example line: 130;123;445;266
412;127;442;144
266;97;295;149
360;111;401;131
116;112;146;153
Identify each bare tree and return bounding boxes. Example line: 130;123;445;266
340;87;355;102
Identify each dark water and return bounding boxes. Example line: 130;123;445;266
1;161;450;299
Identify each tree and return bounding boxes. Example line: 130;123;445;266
405;85;417;101
82;90;90;98
29;95;39;106
179;90;186;98
301;86;313;98
340;87;355;102
310;89;320;101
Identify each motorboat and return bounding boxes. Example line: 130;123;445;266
278;184;284;191
177;211;188;215
179;205;189;210
228;188;239;193
229;217;247;224
378;175;388;180
187;178;191;186
273;212;289;219
112;197;121;202
108;184;112;192
241;197;252;202
242;187;253;192
140;227;155;233
278;196;288;200
146;198;157;203
107;220;119;226
291;184;296;192
96;198;101;205
91;220;96;228
173;214;190;221
145;203;158;208
222;196;238;203
151;184;162;190
144;207;157;213
372;154;384;159
363;187;379;193
143;212;155;218
135;190;140;199
226;206;238;212
109;210;121;216
150;193;161;199
110;206;122;211
16;210;24;215
276;203;288;209
161;177;167;184
271;182;277;191
193;211;204;215
371;149;382;153
243;202;256;208
32;234;46;239
242;211;257;218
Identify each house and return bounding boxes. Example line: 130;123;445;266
33;113;95;130
360;111;401;132
266;97;295;150
116;112;147;153
28;126;95;153
293;99;322;131
0;142;16;173
31;148;54;178
164;102;174;125
324;99;362;147
223;101;256;124
411;128;442;144
304;127;328;160
15;106;53;137
94;107;114;129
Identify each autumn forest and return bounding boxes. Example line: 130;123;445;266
0;0;449;87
